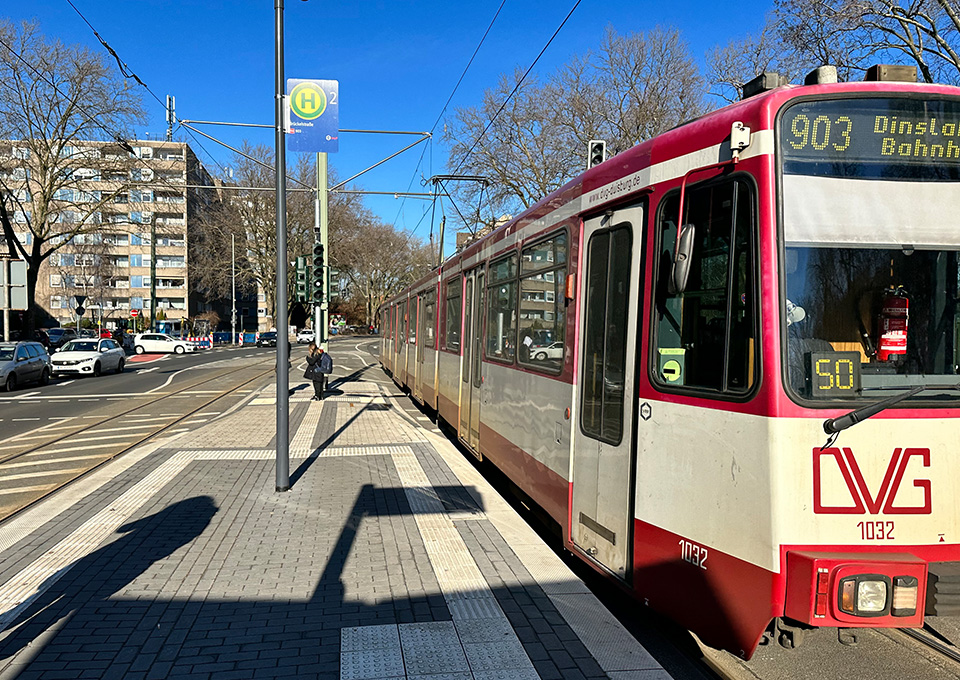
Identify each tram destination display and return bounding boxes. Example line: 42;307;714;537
781;97;960;177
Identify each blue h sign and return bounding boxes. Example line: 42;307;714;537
286;79;339;153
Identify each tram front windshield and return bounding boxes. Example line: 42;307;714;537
779;95;960;403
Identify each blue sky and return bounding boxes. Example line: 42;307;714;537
7;1;770;254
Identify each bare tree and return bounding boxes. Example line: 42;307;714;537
0;20;146;335
334;213;433;325
708;0;960;96
443;26;707;226
191;145;332;329
48;232;121;328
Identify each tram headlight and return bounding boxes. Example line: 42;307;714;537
857;581;888;612
838;574;890;616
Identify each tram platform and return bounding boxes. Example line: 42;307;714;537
0;355;671;679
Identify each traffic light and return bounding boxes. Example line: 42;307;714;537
312;243;324;303
295;256;310;302
329;267;341;299
587;140;606;169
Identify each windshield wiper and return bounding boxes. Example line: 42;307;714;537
823;382;960;435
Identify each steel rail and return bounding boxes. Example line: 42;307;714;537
0;360;277;525
897;626;960;665
0;358;274;466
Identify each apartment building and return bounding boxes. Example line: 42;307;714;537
2;139;214;330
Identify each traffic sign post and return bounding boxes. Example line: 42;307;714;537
1;260;28;341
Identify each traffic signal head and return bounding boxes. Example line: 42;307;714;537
312;245;324;303
587;140;606;168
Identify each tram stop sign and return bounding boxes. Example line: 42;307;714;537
285;78;339;154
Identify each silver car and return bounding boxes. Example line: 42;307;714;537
0;341;52;392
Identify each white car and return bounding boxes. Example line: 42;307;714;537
296;329;315;344
134;333;197;355
52;338;126;377
531;341;564;361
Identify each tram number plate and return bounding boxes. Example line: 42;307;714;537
679;540;708;569
858;520;895;540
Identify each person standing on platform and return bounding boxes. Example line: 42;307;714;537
305;342;333;401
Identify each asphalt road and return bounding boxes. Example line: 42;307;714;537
0;344;282;440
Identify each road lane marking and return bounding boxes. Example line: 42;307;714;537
0;468;87;482
0;484;57;497
2;454;112;470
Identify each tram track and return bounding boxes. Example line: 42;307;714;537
894;625;960;666
0;356;276;524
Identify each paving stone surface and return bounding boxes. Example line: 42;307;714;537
0;356;671;680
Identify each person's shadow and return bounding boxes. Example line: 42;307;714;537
0;496;217;669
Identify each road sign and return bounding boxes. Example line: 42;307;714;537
130;309;140;317
74;295;87;307
0;260;28;310
286;78;339;153
76;306;85;316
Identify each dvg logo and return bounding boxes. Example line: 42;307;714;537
813;447;932;515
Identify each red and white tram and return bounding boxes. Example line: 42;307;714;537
379;65;960;658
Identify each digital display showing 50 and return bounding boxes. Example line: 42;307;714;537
808;352;862;397
781;98;960;173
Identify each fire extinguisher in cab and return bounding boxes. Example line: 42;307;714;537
877;286;909;362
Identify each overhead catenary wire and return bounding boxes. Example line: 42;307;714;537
0;34;217;242
64;0;227;176
451;0;582;177
395;0;506;234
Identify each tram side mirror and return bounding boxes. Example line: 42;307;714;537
668;224;696;295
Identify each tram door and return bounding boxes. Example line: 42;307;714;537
459;268;484;452
571;206;642;580
413;293;425;402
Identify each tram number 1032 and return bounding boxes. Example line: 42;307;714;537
679;540;709;569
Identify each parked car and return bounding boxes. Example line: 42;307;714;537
0;341;52;391
45;327;79;350
296;329;315;344
133;333;197;355
257;331;278;347
51;338;126;377
531;341;564;361
78;329;98;339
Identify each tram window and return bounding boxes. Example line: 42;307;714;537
443;276;462;351
654;178;757;394
581;227;632;444
518;231;567;373
424;291;437;349
486;253;519;363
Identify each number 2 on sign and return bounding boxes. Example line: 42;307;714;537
679;540;708;569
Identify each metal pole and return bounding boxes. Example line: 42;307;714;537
150;217;157;333
2;260;8;342
318;152;329;353
314;156;322;344
231;234;237;345
275;0;290;492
